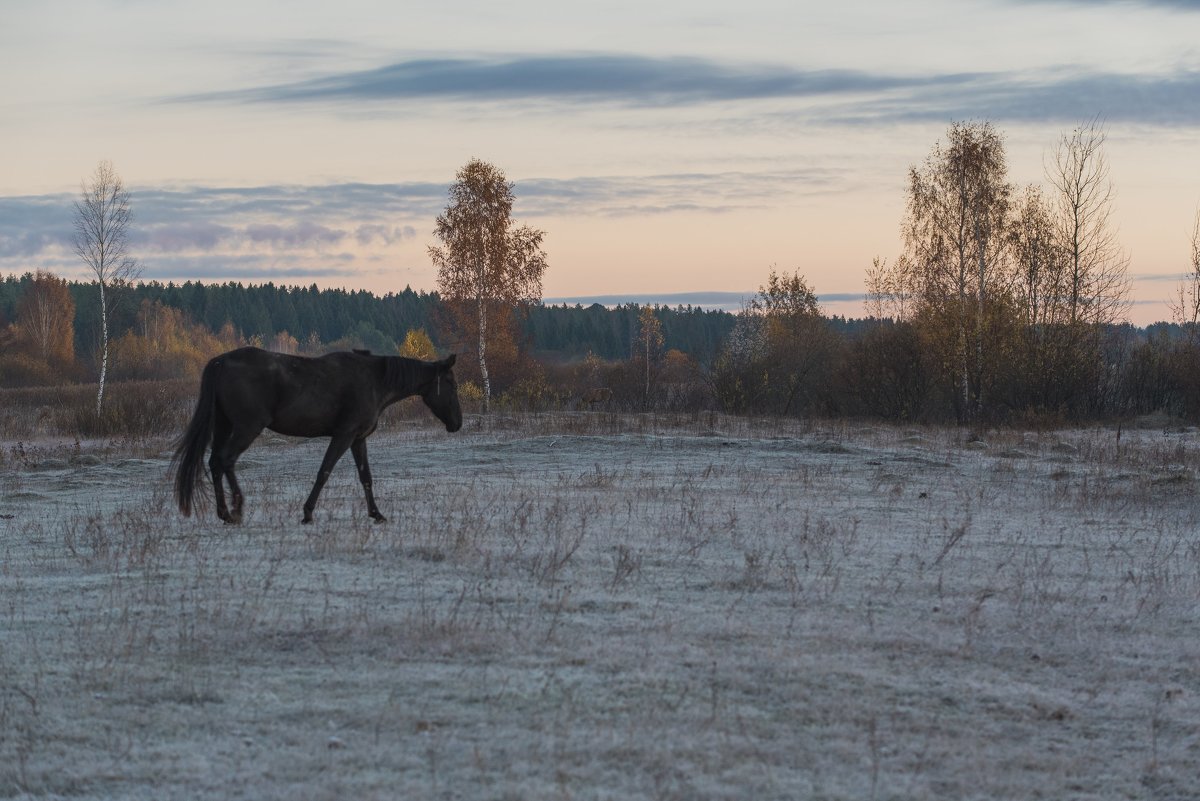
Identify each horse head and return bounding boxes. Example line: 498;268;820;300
421;354;463;432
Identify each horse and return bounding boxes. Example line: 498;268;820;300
171;347;462;525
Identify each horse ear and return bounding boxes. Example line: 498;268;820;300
442;354;457;369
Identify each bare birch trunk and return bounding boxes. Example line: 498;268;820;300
96;279;108;417
477;295;490;414
644;335;650;408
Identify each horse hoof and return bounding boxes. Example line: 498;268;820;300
301;516;313;525
372;514;387;524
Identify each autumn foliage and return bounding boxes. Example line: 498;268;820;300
108;300;238;381
0;271;76;387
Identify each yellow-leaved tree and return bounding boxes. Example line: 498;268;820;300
397;328;438;360
429;159;548;413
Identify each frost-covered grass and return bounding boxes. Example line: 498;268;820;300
2;414;1199;800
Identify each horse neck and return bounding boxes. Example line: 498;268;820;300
383;357;432;402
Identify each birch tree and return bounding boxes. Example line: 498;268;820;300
1046;119;1130;327
73;160;140;416
1009;185;1063;329
902;121;1014;423
634;305;664;408
1030;120;1130;413
430;159;547;413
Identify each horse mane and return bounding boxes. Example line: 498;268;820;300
382;355;431;396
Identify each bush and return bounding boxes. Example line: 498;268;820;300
498;368;567;412
839;322;929;421
0;353;59;389
0;379;195;440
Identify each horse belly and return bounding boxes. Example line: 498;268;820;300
269;393;372;439
267;411;335;439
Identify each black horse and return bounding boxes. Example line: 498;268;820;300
172;347;462;524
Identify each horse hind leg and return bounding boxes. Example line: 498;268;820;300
209;410;234;523
213;424;263;524
210;457;233;523
225;468;246;524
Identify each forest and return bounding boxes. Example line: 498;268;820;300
0;273;737;379
0;268;1197;427
0;270;751;419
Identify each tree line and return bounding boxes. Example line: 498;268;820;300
3;130;1197;426
0;272;735;382
4;268;1199;423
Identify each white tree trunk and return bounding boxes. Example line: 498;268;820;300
477;295;490;414
644;337;651;407
96;280;108;418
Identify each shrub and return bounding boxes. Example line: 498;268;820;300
0;353;58;389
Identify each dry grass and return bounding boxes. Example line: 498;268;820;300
2;413;1200;799
0;379;196;443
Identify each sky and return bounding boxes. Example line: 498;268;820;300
1;0;1198;324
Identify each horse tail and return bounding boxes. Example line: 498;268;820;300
172;356;221;517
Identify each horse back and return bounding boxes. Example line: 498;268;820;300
214;347;382;437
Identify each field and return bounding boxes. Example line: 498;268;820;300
2;412;1200;800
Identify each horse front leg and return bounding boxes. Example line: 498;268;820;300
303;435;353;524
351;438;386;523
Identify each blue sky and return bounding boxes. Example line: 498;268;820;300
1;0;1198;322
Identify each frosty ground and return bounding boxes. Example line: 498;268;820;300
2;413;1199;800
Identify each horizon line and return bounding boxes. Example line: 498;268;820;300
543;291;866;311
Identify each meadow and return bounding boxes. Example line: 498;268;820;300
2;409;1199;800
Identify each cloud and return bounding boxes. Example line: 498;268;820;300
355;224;417;246
244;221;346;248
136;221;235;253
831;69;1200;126
0;184;431;283
0;168;846;272
131;183;445;224
0;194;74;259
0;168;852;287
167;51;1200;127
0;230;65;260
1134;271;1198;282
1013;0;1199;9
520;169;849;217
173;54;976;108
142;254;361;282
